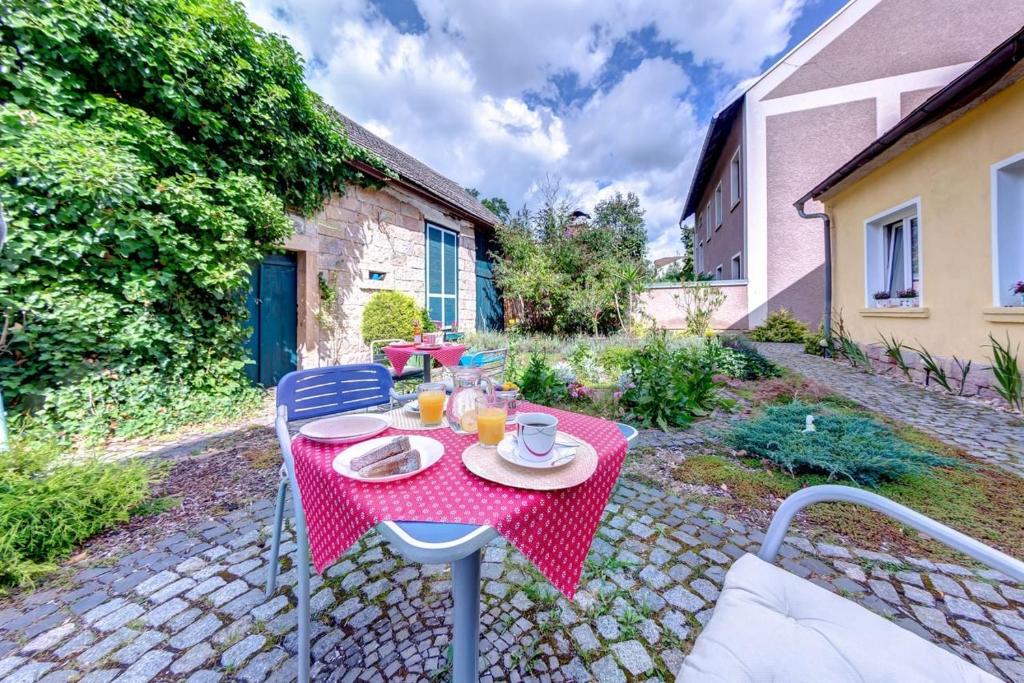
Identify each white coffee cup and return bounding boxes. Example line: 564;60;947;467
515;412;558;461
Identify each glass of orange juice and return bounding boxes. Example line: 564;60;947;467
417;383;446;427
475;395;508;448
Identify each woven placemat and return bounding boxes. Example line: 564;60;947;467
384;407;450;431
461;432;598;491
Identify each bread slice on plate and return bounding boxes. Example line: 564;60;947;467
359;449;421;478
350;436;410;471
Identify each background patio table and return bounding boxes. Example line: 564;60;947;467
382;342;467;383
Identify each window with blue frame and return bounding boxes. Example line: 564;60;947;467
426;223;458;328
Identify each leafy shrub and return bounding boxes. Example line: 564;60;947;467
567;342;603;383
1;0;386;441
360;292;434;343
673;283;727;336
0;440;154;589
517;354;567;405
727;402;955;486
598;346;637;376
620;333;725;430
748;309;810;343
720;336;782;380
803;323;832;356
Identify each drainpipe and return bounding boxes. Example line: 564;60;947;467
794;199;832;357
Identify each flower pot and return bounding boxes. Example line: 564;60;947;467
899;298;918;308
874;299;892;308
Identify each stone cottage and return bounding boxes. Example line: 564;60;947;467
244;112;501;386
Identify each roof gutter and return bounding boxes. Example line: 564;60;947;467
794;199;832;357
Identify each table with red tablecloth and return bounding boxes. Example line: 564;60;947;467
290;402;628;598
381;343;467;381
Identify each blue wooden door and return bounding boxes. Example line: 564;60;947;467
475;231;504;331
244;253;298;387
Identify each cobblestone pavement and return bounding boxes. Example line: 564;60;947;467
756;342;1024;477
3;475;1024;682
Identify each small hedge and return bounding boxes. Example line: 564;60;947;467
360;291;434;343
727;401;956;486
748;308;810;343
0;441;154;589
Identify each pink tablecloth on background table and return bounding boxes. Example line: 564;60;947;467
290;403;627;598
382;343;467;376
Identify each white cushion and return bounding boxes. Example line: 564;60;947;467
677;554;999;683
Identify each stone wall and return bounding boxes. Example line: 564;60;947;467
289;185;477;366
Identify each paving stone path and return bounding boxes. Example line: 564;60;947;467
756;342;1024;477
2;475;1024;682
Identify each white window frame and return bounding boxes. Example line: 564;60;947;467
714;182;723;229
991;151;1024;306
705;200;713;241
731;252;742;280
715;264;723;280
729;149;741;208
863;198;922;307
696;240;705;273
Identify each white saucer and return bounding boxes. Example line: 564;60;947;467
332;435;444;483
300;414;391;444
404;400;420;414
496;435;576;470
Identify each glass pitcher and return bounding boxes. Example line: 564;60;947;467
446;367;495;435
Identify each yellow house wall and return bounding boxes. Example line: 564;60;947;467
827;78;1024;364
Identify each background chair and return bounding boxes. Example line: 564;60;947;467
457;347;509;383
677;485;1024;682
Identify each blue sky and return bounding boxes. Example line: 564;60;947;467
244;0;847;257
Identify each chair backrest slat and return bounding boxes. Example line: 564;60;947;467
277;364;394;421
464;348;508;383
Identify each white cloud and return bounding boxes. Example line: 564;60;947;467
242;0;808;259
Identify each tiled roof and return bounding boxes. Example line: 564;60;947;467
653;256;683;268
331;110;499;227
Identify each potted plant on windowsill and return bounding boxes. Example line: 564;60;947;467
873;291;892;308
896;288;919;308
1011;281;1024;306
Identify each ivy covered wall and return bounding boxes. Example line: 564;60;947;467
0;0;386;441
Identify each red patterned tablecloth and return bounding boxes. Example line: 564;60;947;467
290;403;627;598
382;343;467;376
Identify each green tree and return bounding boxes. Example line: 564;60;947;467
464;188;510;223
491;180;651;334
593;191;648;265
680;221;696;281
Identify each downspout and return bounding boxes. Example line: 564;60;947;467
794;199;832;357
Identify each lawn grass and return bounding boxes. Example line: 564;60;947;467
675;402;1024;562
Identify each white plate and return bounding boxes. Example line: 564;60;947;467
417;344;442;350
388;341;416;348
299;414;391;444
404;400;420;414
332;435;444;483
496;435;576;470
